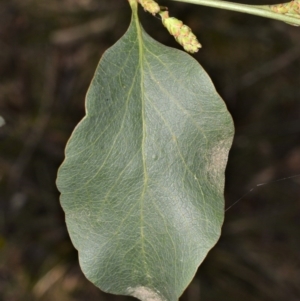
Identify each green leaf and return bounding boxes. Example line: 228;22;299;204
56;5;234;301
0;116;5;127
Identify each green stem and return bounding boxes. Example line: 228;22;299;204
169;0;300;26
128;0;138;10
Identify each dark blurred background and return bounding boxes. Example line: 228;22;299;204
1;0;300;300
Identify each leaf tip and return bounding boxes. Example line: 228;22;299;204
127;286;166;301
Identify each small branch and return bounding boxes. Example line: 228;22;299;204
169;0;300;26
51;16;116;46
8;51;58;191
239;44;300;88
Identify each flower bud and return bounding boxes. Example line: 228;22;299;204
270;0;300;14
160;11;201;53
138;0;160;15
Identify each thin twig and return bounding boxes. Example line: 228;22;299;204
51;15;117;46
239;45;300;88
169;0;300;26
8;50;58;191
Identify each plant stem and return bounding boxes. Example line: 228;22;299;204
128;0;138;9
169;0;300;26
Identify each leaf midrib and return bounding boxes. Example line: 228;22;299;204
134;8;151;283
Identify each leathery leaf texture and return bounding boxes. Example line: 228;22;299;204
56;6;234;301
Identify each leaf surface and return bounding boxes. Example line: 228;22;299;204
57;6;234;301
0;116;5;127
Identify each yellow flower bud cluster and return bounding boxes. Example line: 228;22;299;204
269;0;300;15
138;0;160;15
160;11;201;53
